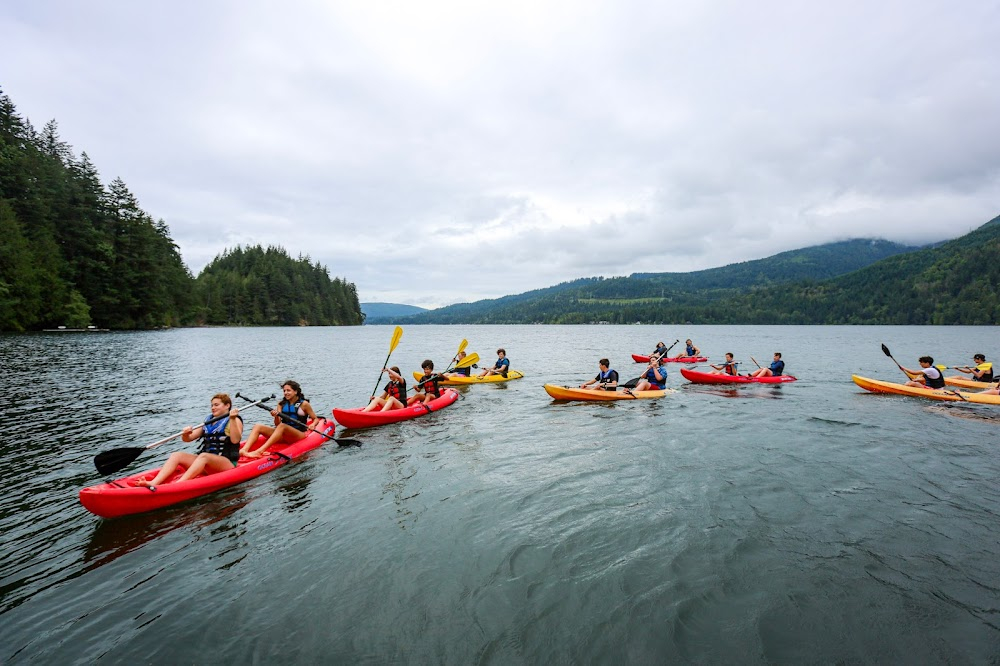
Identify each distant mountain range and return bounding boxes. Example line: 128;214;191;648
361;302;430;320
364;214;1000;325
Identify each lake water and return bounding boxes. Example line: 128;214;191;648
2;325;999;663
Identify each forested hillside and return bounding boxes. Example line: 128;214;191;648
382;238;921;324
0;88;362;331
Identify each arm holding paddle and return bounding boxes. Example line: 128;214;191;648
241;380;319;458
633;359;668;391
581;359;618;390
364;366;407;412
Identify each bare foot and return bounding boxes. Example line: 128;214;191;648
134;478;155;488
244;451;263;459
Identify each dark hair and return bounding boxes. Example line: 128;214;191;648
774;352;782;359
599;358;610;367
919;356;934;364
725;352;734;359
390;366;400;374
974;354;986;361
422;359;434;370
281;380;305;404
497;348;506;355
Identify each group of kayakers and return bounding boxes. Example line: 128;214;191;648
902;353;999;393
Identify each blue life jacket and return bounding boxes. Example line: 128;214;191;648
685;344;696;356
770;360;785;376
280;400;307;431
199;414;242;463
645;365;667;389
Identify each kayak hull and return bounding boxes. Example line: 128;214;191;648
543;384;666;401
412;370;524;385
632;354;708;363
680;368;798;384
944;375;995;390
332;388;459;429
79;419;333;519
852;375;1000;404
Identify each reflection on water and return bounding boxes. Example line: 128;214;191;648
2;325;1000;663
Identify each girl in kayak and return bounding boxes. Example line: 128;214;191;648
241;380;318;459
443;350;473;378
709;353;739;375
748;352;785;378
634;358;669;391
135;393;243;488
581;359;619;390
651;341;669;359
675;339;701;359
363;367;407;412
478;349;510;378
409;360;443;406
901;356;945;389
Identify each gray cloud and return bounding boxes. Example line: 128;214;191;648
3;0;998;308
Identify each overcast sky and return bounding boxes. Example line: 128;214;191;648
3;1;999;308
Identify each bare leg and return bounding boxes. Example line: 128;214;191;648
177;452;234;482
136;451;197;487
246;423;307;458
363;397;386;413
381;396;404;411
240;424;275;456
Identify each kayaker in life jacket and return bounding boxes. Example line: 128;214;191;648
633;358;668;391
651;341;669;359
746;352;785;378
709;353;739;375
364;366;407;412
675;339;701;360
135;393;243;489
241;380;318;459
902;356;946;389
581;359;620;390
408;360;443;406
478;349;510;378
954;354;993;382
443;351;473;378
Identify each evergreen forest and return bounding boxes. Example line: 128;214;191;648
0;89;362;331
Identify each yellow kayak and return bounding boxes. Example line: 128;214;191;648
852;375;1000;404
413;370;524;386
944;375;996;390
543;384;667;401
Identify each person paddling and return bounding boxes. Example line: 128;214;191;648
581;359;619;390
409;360;443;406
633;357;668;391
135;393;243;489
709;352;739;375
443;351;473;378
240;380;318;459
748;352;785;378
902;356;946;389
363;367;407;412
675;339;701;359
954;354;993;382
478;348;510;378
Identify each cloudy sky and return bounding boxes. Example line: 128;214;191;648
3;1;999;308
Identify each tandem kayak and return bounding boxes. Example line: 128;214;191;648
412;370;524;385
332;388;459;429
543;384;668;401
79;419;334;519
944;375;996;390
631;353;708;364
680;368;798;385
851;375;1000;404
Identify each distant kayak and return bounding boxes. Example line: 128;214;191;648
852;375;1000;404
80;419;334;519
543;384;668;401
332;389;459;429
412;370;524;385
631;353;708;364
680;368;798;385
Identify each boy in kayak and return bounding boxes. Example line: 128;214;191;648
135;393;243;488
954;354;993;382
443;350;473;378
902;356;946;389
748;352;785;378
363;366;407;412
633;357;668;391
409;360;443;406
478;348;510;378
675;339;701;359
709;353;739;375
581;359;619;390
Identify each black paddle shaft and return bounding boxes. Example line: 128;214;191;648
239;397;361;447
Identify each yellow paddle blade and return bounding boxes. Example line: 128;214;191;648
456;338;469;355
389;326;403;353
454;352;479;369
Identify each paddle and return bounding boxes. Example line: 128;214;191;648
239;400;362;446
445;339;469;371
93;393;273;476
881;343;967;401
370;326;404;400
411;353;480;392
622;352;671;389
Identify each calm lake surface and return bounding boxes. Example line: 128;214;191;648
2;325;999;663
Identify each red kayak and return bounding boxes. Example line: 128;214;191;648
332;389;459;429
79;419;334;519
680;367;798;384
632;353;708;364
